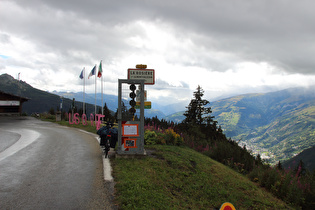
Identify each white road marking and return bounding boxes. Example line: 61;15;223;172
103;155;114;182
78;129;114;182
0;129;40;162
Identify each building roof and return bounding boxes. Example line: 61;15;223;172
0;90;30;102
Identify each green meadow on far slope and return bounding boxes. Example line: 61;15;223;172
112;145;293;210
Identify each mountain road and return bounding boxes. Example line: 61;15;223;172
0;116;116;209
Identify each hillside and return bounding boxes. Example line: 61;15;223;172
283;145;315;171
0;73;166;118
211;87;315;164
0;74;99;115
52;91;118;112
112;145;292;209
166;87;315;165
52;91;166;119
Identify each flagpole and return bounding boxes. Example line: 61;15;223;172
95;64;97;116
83;67;85;115
101;61;104;117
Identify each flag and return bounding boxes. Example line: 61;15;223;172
79;68;84;79
97;60;103;78
88;65;96;79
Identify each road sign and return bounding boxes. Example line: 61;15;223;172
135;101;151;109
136;90;147;102
136;64;147;69
128;69;155;85
0;101;20;106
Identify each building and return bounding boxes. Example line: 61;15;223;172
0;91;29;116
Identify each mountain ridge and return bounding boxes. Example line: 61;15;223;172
0;74;100;115
166;87;315;164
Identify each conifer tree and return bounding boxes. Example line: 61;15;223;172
121;101;131;120
276;161;283;170
294;160;306;176
103;103;113;122
183;85;214;126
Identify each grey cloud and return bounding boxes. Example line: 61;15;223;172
0;33;11;43
2;0;315;78
147;0;315;74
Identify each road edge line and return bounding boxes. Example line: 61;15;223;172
78;129;114;182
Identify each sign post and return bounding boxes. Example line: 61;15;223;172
117;65;155;156
117;79;145;155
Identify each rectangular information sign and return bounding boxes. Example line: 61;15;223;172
124;138;137;148
122;124;139;136
0;101;20;106
135;101;151;109
128;69;155;85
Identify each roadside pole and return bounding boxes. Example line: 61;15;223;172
117;64;155;156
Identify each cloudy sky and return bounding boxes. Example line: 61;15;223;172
1;0;315;108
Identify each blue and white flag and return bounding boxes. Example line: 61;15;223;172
79;68;84;79
88;65;96;79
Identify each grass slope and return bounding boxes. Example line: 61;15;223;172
112;145;292;209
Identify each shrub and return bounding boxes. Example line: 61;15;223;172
248;165;314;208
48;107;55;115
163;128;184;146
144;130;158;145
40;113;55;120
144;126;183;146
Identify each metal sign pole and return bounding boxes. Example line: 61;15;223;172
117;79;145;155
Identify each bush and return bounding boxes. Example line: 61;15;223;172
144;130;158;145
248;165;314;208
40;113;55;120
144;127;183;146
163;128;184;146
48;107;55;115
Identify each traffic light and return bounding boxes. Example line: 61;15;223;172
129;83;136;115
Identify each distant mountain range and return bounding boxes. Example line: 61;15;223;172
1;73;314;168
166;87;315;165
0;73;176;119
51;91;167;119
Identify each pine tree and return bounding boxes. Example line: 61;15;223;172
183;85;214;125
276;161;283;170
97;107;102;114
121;101;131;120
103;103;113;122
294;160;306;176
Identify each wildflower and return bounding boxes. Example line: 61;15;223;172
295;165;302;178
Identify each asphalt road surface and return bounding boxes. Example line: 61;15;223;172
0;116;116;209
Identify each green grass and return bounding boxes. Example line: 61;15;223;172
112;145;293;209
40;116;294;209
